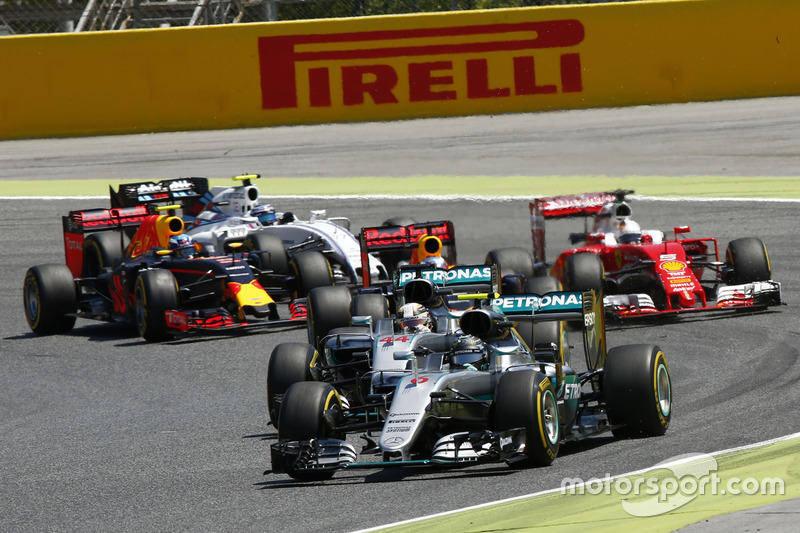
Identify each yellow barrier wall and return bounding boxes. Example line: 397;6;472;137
0;0;798;140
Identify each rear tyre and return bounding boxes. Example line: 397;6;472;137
604;344;671;438
563;253;604;295
83;231;129;278
725;237;771;283
267;343;318;428
278;381;344;480
134;269;179;342
495;370;560;467
243;233;289;276
515;276;569;365
351;293;389;326
485;247;535;280
307;286;352;349
23;264;77;335
290;251;334;299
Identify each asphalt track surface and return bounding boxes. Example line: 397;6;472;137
2;97;800;532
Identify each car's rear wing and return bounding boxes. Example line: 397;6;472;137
359;220;456;287
62;205;151;277
109;177;210;212
529;192;616;266
463;290;607;370
394;263;499;294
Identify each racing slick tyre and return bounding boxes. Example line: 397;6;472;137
243;233;289;276
485;247;535;289
351;293;390;326
267;343;318;429
494;370;560;467
307;286;352;349
517;277;568;365
134;269;179;342
23;264;78;335
379;216;418;272
603;344;671;438
289;251;334;299
725;237;771;284
83;231;129;278
563;252;604;296
278;381;344;480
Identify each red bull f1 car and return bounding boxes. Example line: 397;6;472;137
487;190;782;320
23;204;332;341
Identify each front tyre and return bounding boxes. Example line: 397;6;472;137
307;286;352;349
278;381;344;481
267;343;318;428
23;264;78;335
495;370;560;467
562;252;604;295
289;251;334;299
134;269;179;342
603;344;671;438
725;237;771;284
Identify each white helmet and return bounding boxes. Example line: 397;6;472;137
618;219;642;243
398;303;432;333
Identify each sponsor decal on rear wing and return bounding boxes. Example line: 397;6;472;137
491;290;606;370
360;220;455;252
394;264;496;291
529;192;616;266
110;177;209;209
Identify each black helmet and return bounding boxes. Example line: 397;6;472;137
450;335;486;369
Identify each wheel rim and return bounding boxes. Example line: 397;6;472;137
542;389;559;445
656;363;671;416
24;279;40;322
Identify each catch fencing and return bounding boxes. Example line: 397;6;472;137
1;0;628;34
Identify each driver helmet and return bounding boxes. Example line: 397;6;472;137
251;204;277;226
398;302;432;333
594;200;633;236
450;335;487;370
618;219;642;244
421;255;447;269
169;234;196;258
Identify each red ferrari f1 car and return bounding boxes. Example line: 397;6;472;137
23;204;332;341
486;190;782;320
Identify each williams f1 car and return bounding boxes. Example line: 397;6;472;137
109;174;390;286
267;269;671;480
486;190;782;320
23;204;332;341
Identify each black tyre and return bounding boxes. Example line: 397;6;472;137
23;264;77;335
485;247;535;280
379;216;418;272
290;251;334;299
515;277;568;364
83;231;129;278
243;233;289;276
495;370;560;467
278;381;344;480
267;343;318;428
134;269;179;342
351;293;389;326
603;344;671;438
307;286;352;349
725;237;771;284
563;252;604;295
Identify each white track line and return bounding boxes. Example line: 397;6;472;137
351;431;800;533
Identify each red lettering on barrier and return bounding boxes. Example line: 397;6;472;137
342;65;399;105
466;59;510;99
258;20;584;110
409;62;457;102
